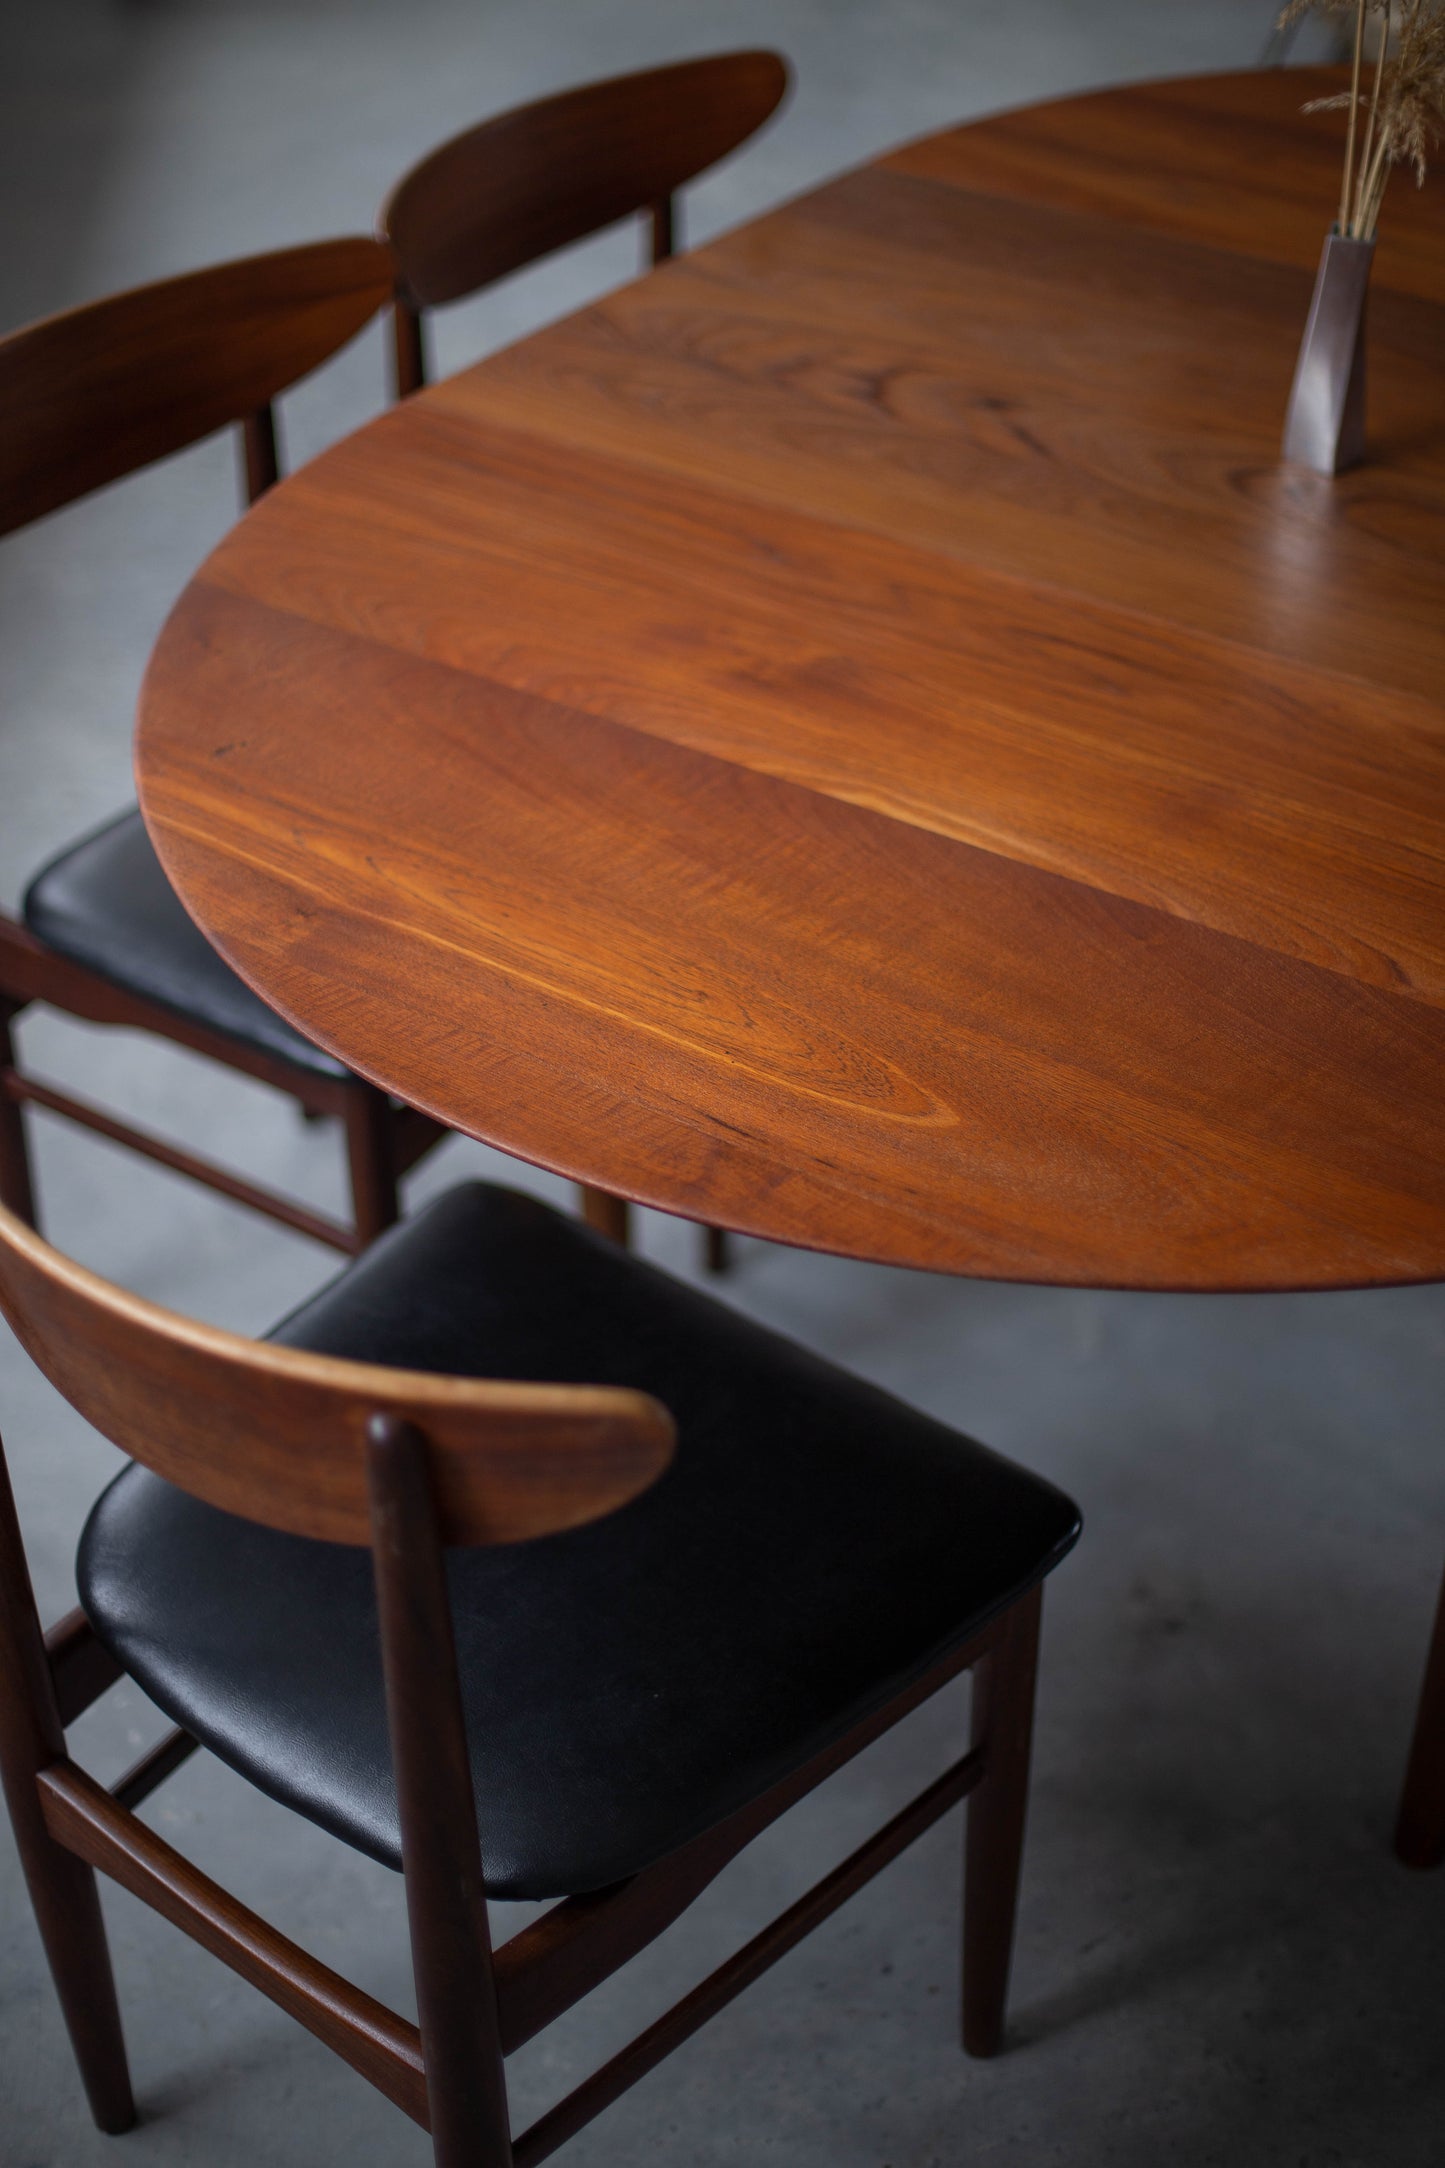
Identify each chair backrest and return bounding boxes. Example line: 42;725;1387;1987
381;49;790;391
0;236;396;537
0;1200;673;1547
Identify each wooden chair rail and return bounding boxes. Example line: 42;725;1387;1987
0;906;443;1256
510;1743;985;2168
39;1594;996;2056
45;1607;123;1729
25;1514;1011;2148
42;1591;996;2057
0;918;349;1109
110;1727;198;1814
4;1064;358;1253
35;1720;988;2161
36;1760;432;2129
493;1620;988;2049
0;234;453;1255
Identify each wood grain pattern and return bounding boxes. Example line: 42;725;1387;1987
136;71;1445;1289
383;50;789;309
886;71;1445;306
0;238;393;537
0;1197;673;1545
37;1762;429;2129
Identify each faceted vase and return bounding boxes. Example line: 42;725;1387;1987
1281;230;1375;476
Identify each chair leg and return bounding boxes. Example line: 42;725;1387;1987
1395;1559;1445;1870
961;1581;1042;2058
0;1448;134;2131
369;1419;513;2166
343;1083;400;1248
0;1005;38;1226
579;1185;631;1247
579;1189;733;1272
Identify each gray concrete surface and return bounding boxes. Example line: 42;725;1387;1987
1;4;1441;2163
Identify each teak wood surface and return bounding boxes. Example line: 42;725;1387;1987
137;71;1445;1291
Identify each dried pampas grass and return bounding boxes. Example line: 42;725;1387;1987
1279;0;1445;235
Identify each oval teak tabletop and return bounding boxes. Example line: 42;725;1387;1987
138;69;1445;1291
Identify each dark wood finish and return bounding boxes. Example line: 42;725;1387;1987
0;914;448;1215
37;1760;430;2129
342;1081;402;1248
369;1415;512;2164
0;240;449;1256
0;1445;135;2133
492;1619;993;2054
1395;1564;1445;1870
4;1062;358;1253
0;1005;35;1223
580;1185;631;1247
393;299;428;400
0;1196;673;1546
242;404;281;501
0;1192;1051;2154
385;50;785;400
0;916;345;1105
44;1607;124;1729
382;51;788;320
138;69;1445;1294
511;1743;986;2168
0;239;391;537
962;1581;1041;2056
111;1727;199;1814
650;195;676;265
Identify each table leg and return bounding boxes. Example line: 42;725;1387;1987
579;1186;631;1247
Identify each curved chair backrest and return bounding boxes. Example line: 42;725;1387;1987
0;236;396;537
381;49;790;392
0;1200;673;1548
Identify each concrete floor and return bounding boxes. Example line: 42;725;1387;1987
2;3;1442;2163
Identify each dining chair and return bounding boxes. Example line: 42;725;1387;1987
381;49;790;398
0;1179;1080;2163
0;240;449;1257
380;49;789;1271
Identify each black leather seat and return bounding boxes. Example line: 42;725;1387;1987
79;1182;1079;1900
24;808;346;1079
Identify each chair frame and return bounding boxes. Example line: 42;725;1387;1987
0;1198;1051;2162
0;241;448;1256
382;50;790;401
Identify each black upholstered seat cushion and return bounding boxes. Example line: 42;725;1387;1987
78;1183;1080;1899
24;807;347;1078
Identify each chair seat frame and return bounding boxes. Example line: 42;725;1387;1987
0;1426;1044;2163
0;929;442;1253
0;248;449;1255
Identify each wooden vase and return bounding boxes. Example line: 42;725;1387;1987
1281;231;1374;476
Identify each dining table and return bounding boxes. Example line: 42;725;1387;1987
134;65;1445;1843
